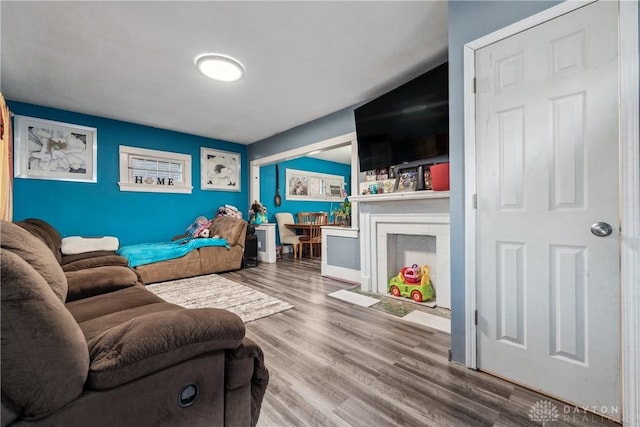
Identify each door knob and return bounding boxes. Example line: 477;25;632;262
591;222;613;237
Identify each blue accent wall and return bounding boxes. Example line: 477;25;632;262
259;157;350;244
447;1;562;363
9;101;249;246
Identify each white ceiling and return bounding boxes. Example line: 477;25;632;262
1;1;448;145
306;144;352;165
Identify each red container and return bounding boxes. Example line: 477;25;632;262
430;162;450;191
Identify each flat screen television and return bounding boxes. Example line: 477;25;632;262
355;62;449;172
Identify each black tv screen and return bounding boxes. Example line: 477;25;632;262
355;62;449;172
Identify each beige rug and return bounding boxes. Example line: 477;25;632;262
147;273;293;323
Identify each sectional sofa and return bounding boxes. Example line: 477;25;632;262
1;220;267;426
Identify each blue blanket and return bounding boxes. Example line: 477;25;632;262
117;237;229;268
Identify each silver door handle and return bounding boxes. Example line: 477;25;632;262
591;222;613;237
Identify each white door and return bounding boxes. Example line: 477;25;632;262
476;0;620;417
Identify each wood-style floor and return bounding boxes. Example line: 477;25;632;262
221;257;618;427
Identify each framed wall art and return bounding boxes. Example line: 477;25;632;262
13;115;97;182
201;147;241;191
285;168;344;202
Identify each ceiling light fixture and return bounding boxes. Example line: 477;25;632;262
195;53;245;82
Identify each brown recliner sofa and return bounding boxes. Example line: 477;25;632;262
134;216;248;284
1;220;268;427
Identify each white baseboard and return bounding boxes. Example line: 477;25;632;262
322;264;360;284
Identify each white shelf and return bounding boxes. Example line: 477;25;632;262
350;190;450;203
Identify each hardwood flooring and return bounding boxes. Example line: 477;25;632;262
221;257;618;427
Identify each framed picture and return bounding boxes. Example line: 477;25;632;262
287;169;310;197
376;167;389;180
285;168;344;202
14;115;97;182
395;168;418;192
423;165;433;190
201;147;241;191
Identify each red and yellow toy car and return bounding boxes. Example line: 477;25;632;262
388;264;435;302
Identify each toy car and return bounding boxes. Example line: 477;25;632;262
388;264;435;302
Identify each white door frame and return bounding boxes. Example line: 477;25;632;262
463;1;639;423
249;132;359;226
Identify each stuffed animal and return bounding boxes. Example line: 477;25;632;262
186;216;212;238
198;228;211;238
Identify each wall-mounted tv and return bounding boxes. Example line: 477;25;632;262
355;62;449;172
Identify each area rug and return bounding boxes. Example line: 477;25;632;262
147;274;293;323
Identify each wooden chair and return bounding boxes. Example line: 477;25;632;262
313;212;328;225
297;212;313;224
297;212;328;225
275;212;302;258
300;223;322;258
295;212;328;258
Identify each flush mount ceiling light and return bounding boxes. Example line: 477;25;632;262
195;53;245;82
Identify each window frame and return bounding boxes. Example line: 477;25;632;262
118;145;193;194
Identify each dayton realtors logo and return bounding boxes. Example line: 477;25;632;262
528;400;620;424
529;400;560;425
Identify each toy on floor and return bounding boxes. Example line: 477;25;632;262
388;264;435;302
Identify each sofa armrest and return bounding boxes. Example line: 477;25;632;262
61;251;130;272
226;337;269;427
86;308;245;390
65;266;139;302
210;217;247;247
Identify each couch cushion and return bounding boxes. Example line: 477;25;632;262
1;249;89;418
135;249;202;284
2;221;68;302
78;302;184;342
15;218;63;263
65;266;139;302
200;245;244;274
210;216;247;247
66;283;166;324
87;308;245;389
62;251;130;271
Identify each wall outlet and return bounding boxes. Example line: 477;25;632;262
257;241;262;249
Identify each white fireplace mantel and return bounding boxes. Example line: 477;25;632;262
350;190;450;203
356;191;451;309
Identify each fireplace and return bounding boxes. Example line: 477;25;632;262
352;192;451;309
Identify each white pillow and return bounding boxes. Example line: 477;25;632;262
61;236;119;255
